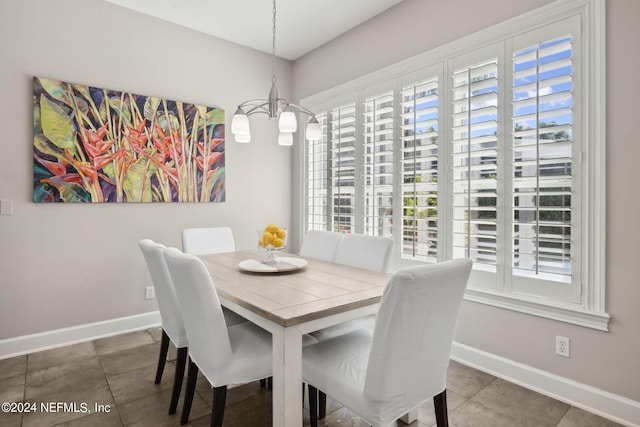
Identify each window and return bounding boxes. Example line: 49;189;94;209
300;0;607;330
330;104;357;233
305;113;329;231
401;78;439;262
451;59;499;273
363;91;394;237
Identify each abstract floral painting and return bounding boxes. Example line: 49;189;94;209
33;77;225;203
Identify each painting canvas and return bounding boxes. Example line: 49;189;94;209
33;77;225;203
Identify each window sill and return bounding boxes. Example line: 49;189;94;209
464;287;610;331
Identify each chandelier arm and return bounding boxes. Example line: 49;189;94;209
238;100;271;116
286;102;316;117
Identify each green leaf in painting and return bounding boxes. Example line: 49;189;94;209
33;96;41;134
204;108;225;124
39;177;91;203
197;108;225;131
107;98;132;124
34;134;65;158
202;166;225;202
73;84;92;103
34;182;54;202
123;156;158;202
156;112;179;134
102;161;117;181
144;97;161;122
37;77;73;107
39;95;77;155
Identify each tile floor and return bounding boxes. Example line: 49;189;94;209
0;328;623;427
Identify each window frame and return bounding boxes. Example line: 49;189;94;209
297;0;608;330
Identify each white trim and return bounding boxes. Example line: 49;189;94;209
464;288;610;331
451;342;640;427
0;311;162;360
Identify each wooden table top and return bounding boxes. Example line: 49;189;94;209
198;250;389;327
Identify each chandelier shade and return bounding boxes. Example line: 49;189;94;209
231;0;319;145
278;132;293;146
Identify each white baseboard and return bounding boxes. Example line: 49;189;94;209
451;342;640;427
0;311;162;360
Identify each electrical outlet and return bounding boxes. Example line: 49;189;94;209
556;336;570;357
145;287;155;300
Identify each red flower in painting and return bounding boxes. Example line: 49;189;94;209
124;121;148;154
81;126;115;159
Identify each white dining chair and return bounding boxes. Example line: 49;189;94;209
303;258;472;427
163;247;318;425
299;230;344;262
181;226;246;327
309;233;394;417
163;247;273;426
310;233;393;343
181;226;235;255
138;239;188;416
334;233;393;273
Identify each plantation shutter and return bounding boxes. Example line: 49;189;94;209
331;104;357;233
511;35;574;283
401;77;439;261
451;59;499;271
305;112;329;231
363;91;394;237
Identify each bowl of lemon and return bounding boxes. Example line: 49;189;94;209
258;224;287;265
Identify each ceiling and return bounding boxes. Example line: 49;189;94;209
103;0;403;60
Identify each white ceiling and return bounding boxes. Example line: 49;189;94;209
103;0;404;60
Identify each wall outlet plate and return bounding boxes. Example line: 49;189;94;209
0;200;13;215
145;287;155;300
556;336;570;357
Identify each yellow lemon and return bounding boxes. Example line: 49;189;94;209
276;228;286;239
262;231;274;245
272;237;284;248
258;237;266;248
266;224;279;234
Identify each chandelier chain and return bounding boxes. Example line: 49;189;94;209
271;0;277;86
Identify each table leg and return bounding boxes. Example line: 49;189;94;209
399;406;419;424
272;325;303;427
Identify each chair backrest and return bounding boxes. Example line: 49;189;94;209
181;226;235;255
163;247;233;377
299;230;344;262
363;258;472;402
334;234;393;273
138;239;188;348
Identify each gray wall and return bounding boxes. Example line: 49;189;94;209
292;0;640;403
0;0;293;338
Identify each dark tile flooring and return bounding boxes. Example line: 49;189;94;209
0;328;624;427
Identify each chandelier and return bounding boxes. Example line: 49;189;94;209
231;0;321;146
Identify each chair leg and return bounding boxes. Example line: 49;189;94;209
308;384;318;427
169;346;188;414
260;378;267;388
180;358;199;425
155;329;170;384
319;390;327;419
433;389;449;427
211;385;227;427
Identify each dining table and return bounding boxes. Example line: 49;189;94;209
198;249;389;427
